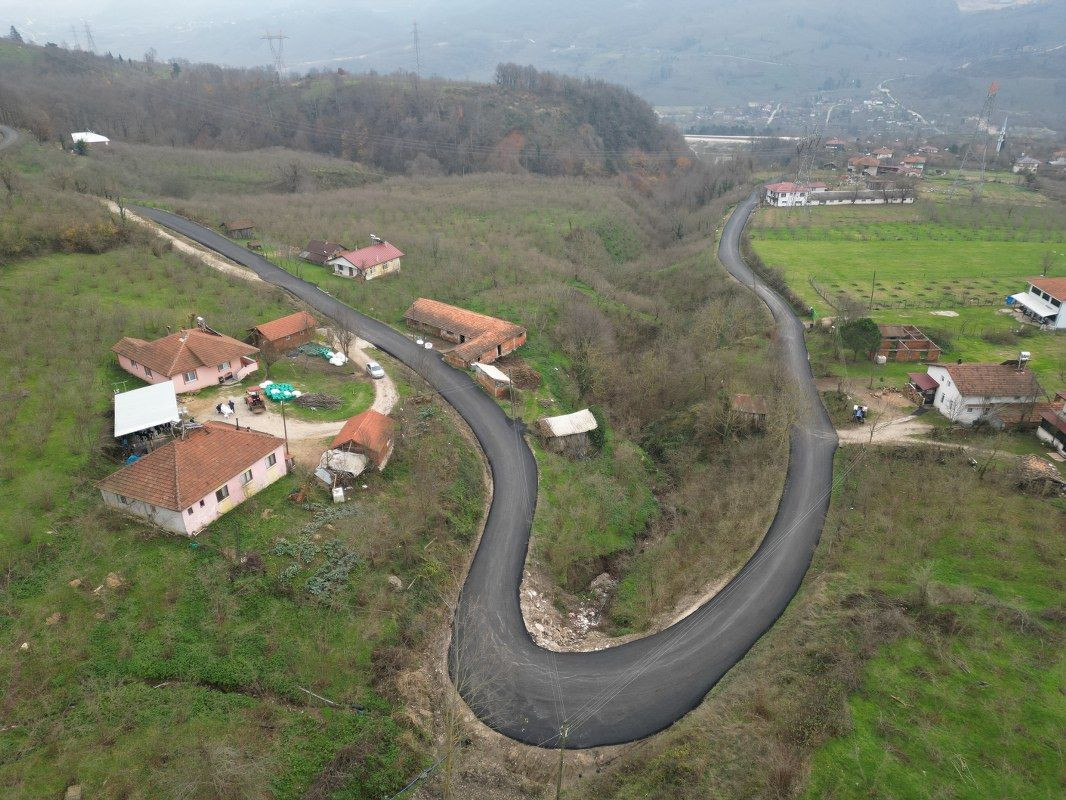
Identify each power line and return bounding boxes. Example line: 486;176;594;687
261;31;289;73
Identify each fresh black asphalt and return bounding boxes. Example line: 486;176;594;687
132;192;836;749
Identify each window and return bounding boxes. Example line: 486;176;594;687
215;485;230;502
240;470;253;486
145;367;153;378
187;507;193;516
117;494;129;505
266;453;277;468
183;371;197;383
130;360;139;368
199;499;205;508
218;361;230;371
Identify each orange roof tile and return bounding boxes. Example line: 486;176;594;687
97;422;284;510
403;298;524;362
112;329;258;376
331;410;395;462
1028;276;1066;300
941;364;1043;398
251;311;318;342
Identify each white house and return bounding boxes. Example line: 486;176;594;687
763;181;824;207
1008;277;1066;329
71;131;110;146
326;239;404;281
926;363;1044;426
1012;155;1040;174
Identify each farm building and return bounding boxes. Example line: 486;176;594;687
70;131;110;146
98;422;287;535
331;410;396;470
403;298;527;368
473;362;512;398
875;325;941;362
248;311;318;356
806;189;915;206
1008;276;1066;329
847;156;880;176
872;147;894;160
222;219;256;238
926;363;1044;427
535;409;598;457
762;181;827;207
299;240;346;266
1013;455;1065;496
327;239;404;281
112;326;259;393
731;393;769;428
906;372;940;405
1037;407;1066;456
1012;155;1040;174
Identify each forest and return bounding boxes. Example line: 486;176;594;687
0;37;688;177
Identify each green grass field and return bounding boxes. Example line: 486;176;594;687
578;446;1066;799
750;198;1066;394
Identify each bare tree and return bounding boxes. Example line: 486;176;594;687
329;321;355;362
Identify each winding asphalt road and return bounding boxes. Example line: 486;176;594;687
125;191;836;749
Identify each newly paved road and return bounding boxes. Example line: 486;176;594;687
0;125;19;153
132;193;836;749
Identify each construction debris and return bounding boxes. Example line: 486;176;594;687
294;392;342;409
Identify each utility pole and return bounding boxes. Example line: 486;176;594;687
948;82;998;202
555;724;569;800
280;399;290;455
261;31;288;74
83;22;97;54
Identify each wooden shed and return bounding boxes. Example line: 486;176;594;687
473;362;512;398
535;409;598;458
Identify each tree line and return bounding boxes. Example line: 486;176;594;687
0;37;689;178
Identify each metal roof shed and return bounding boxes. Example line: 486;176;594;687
114;381;180;437
538;409;598;437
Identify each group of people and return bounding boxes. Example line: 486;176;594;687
216;398;237;417
853;404;870;424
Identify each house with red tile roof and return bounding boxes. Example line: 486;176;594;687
327;238;404;281
248;311;319;355
331;410;396;470
1009;276;1066;329
112;327;259;393
98;421;287;535
403;298;526;368
925;363;1044;426
872;146;894;160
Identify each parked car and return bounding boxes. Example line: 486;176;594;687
365;360;385;379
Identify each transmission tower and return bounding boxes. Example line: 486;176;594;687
70;25;82;51
261;32;288;73
83;22;97;54
412;21;422;77
947;82;998;202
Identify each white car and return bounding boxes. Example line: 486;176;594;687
365;360;385;380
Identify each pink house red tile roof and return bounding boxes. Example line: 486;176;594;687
404;298;525;362
331;410;395;464
1028;276;1066;300
97;422;284;510
332;241;404;270
112;329;258;377
940;364;1043;398
250;311;318;343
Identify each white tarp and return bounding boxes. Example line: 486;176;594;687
318;449;369;478
114;381;180;437
473;362;510;383
539;408;598;437
1010;292;1057;320
71;131;110;144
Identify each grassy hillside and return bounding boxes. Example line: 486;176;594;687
572;446;1065;799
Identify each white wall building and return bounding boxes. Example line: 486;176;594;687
1008;277;1066;330
926;363;1044;426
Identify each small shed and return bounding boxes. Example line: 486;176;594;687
331;410;396;471
71;131;110;146
731;394;769;428
473;362;511;398
222;219;256;239
535;409;598;458
1013;455;1065;496
299;240;346;266
906;372;939;405
248;311;318;356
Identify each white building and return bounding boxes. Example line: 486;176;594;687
326;240;404;281
1008;277;1066;329
763;182;826;207
70;131;110;145
1012;155;1040;174
925;363;1044;426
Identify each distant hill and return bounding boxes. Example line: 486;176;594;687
4;0;1065;130
0;40;687;177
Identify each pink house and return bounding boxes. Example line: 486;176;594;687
97;422;288;535
112;328;259;393
326;239;404;281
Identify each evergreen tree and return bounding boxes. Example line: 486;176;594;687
9;26;23;42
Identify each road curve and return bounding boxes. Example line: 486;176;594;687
0;125;19;153
132;193;836;749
